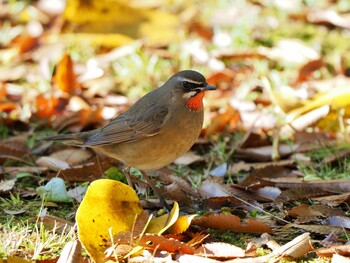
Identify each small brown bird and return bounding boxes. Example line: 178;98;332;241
41;70;215;207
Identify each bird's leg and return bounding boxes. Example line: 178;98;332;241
140;170;170;211
123;166;133;188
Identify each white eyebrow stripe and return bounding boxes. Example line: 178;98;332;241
177;77;204;85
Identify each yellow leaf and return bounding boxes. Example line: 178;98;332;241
76;179;143;263
287;86;350;123
44;33;134;48
168;214;198;235
62;0;181;46
145;201;179;235
123;202;180;259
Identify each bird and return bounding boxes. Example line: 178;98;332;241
40;70;216;208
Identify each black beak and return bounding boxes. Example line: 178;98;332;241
203;83;216;90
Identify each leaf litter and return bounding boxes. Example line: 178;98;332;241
1;0;350;262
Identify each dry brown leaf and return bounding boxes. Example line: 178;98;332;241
287;223;348;235
11;35;39;53
0;179;15;193
205;196;241;210
276;186;330;202
193;213;272;234
47;157;112;182
36;156;70;170
175;254;221;263
231;160;295;174
235;144;298;162
195;242;245;259
35;94;66;119
313;193;350;206
0;141;30;159
224;255;273;263
158;173;200;199
296;59;325;83
0;102;17;113
288;204;324;217
52;108;104;132
49;148;94;165
186;232;210;247
239;165;294;189
57;240;82;263
39;214;74;233
138;234;194;254
53;53;78;94
174;151;204;166
163;182;193;205
204;105;240;136
275;232;311;259
316;244;350;258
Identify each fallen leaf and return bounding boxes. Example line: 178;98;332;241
288;204;324;217
329;216;350;229
57;240;82;263
0;179;16;193
36;156;70;170
49;148;94;165
210;163;227;177
138;234;194;254
174;151;204;166
234;144;298;162
39;213;74;233
35;94;66;119
296;59;325;83
176;254;221;263
11;35;39;53
53;53;78;94
313;193;350;206
331;254;350;263
258;39;319;66
307;9;350;29
36;178;72;202
146;202;179;235
168;214;197;235
3;208;27;215
195;242;245;259
193;213;272;234
287;224;347;235
76;179;143;263
280;105;330;137
275;232;311;259
316;244;350;258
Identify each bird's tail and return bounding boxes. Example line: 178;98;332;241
38;130;95;146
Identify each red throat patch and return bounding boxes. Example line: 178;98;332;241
186;91;205;111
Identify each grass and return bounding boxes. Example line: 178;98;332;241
298;143;350;180
0;221;75;260
0;195;75;260
0;191;78;260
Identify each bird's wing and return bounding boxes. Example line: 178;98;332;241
84;105;169;146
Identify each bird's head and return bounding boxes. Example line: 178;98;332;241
170;70;216;111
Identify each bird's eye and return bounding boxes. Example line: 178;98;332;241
183;81;192;90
